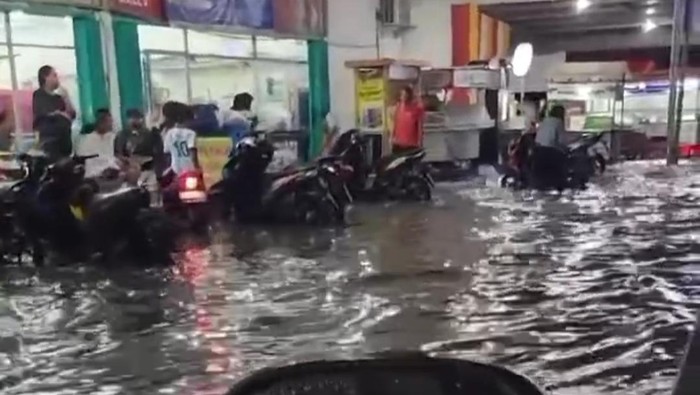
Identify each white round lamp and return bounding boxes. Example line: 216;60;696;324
512;43;534;114
512;43;533;77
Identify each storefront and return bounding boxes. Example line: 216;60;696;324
0;0;330;165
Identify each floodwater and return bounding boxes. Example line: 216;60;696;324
1;161;699;395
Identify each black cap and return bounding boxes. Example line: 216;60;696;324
126;108;144;119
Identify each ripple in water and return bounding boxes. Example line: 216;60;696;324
0;161;698;395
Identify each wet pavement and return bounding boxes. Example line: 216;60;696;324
1;161;699;395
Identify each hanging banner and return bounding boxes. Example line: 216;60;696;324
108;0;165;21
165;0;273;29
26;0;101;7
273;0;327;37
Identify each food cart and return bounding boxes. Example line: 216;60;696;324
345;58;427;160
420;65;505;162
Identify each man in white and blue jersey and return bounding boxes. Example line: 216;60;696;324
162;103;200;176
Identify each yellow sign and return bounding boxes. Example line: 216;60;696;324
196;137;232;189
355;68;386;131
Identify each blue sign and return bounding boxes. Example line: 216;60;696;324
166;0;273;29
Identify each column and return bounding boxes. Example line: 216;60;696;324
112;19;144;122
73;14;109;125
307;39;330;160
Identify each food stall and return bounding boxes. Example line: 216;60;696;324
345;58;426;160
420;65;505;162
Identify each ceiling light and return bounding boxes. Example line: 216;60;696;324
646;8;656;15
576;0;591;12
643;19;657;32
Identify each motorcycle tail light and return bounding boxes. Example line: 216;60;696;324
185;176;199;191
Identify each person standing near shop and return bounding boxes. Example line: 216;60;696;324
391;86;424;154
32;65;76;160
222;92;256;147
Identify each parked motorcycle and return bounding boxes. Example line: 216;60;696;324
209;133;346;225
10;153;174;265
329;129;434;201
500;133;607;190
161;168;209;230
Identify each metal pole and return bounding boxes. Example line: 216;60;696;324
183;28;193;103
4;11;20;152
667;0;687;165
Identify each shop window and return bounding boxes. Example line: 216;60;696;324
8;12;74;47
142;53;189;119
138;25;185;52
187;30;253;58
254;60;309;131
0;12;80;147
255;37;307;61
189;56;255;110
14;46;80;133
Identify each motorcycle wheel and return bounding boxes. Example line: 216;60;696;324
403;175;432;201
295;194;341;226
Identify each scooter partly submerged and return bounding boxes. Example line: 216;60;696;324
209;133;346;225
10;153;174;265
500;133;606;191
330;129;434;201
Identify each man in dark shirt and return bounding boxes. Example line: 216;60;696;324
32;65;75;160
115;108;164;172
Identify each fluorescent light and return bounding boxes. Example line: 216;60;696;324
646;8;656;15
643;19;657;32
577;85;592;97
576;0;591;12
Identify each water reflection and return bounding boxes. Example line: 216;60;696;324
0;161;699;395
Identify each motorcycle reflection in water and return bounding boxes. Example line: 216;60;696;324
209;132;348;225
0;152;174;265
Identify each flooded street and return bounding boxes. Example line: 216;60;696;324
1;161;699;395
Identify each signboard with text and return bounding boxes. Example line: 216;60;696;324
165;0;273;29
108;0;165;21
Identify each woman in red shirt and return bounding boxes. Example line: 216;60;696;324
392;86;424;154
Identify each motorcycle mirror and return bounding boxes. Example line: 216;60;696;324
225;356;544;395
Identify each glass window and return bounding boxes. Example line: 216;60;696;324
142;53;189;120
187;30;253;58
255;37;308;61
9;12;74;47
138;25;185;52
189;56;255;110
254;60;309;131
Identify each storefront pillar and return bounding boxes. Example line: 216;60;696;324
307;39;330;159
112;19;144;121
73;15;109;125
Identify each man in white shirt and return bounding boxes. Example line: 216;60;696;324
76;109;121;179
162;104;200;176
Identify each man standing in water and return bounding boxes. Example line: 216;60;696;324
32;65;76;160
532;105;567;190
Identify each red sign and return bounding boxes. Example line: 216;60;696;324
109;0;165;21
273;0;327;37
